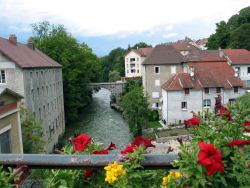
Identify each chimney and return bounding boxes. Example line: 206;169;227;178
9;34;17;45
27;40;35;50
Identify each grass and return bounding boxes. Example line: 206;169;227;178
145;132;156;140
157;128;188;138
147;121;162;128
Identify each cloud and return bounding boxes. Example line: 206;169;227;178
0;0;250;37
162;33;178;38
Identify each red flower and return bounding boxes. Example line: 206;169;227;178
219;106;233;121
227;140;250;147
84;169;94;179
106;142;116;150
131;136;155;148
243;121;250;132
72;134;91;152
184;114;200;128
93;149;109;154
198;141;224;176
121;145;136;154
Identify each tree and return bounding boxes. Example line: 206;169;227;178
230;23;250;50
31;21;102;122
21;109;44;153
121;84;150;137
108;70;120;82
130;42;152;49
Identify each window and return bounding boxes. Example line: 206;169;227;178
181;101;187;110
154;66;160;74
130;58;135;62
0;127;11;153
248;67;250;74
234;87;238;93
0;70;6;84
203;99;211;108
137;70;139;73
171;66;176;74
131;69;135;73
155;79;160;86
137;58;139;61
204;88;209;94
152;103;159;109
152;92;160;98
229;98;236;105
184;88;190;95
216;87;221;93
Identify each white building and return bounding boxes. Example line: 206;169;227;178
125;48;153;78
161;61;246;125
222;49;250;87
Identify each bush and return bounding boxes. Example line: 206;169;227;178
149;110;159;121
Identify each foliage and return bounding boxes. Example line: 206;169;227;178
31;21;102;122
147;121;162;129
121;84;150;137
173;99;250;187
123;79;142;94
127;42;152;51
20;107;45;153
207;6;250;50
108;70;121;82
0;166;14;188
148;110;159;121
230;23;250;50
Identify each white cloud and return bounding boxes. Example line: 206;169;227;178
0;0;250;36
163;33;178;38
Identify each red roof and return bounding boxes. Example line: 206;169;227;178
162;61;244;91
223;49;250;65
0;37;61;68
184;50;226;62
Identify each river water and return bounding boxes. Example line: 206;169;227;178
62;88;132;151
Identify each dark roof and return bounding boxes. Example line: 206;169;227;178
0;87;23;99
0;37;62;68
142;45;183;65
223;49;250;65
184;50;226;62
162;61;244;91
169;42;199;51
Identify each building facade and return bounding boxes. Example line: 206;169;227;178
222;49;250;87
125;48;153;78
0;87;23;154
0;35;65;152
161;62;246;125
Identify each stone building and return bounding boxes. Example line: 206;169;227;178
124;47;153;78
0;87;23;153
161;61;246;125
0;35;65;152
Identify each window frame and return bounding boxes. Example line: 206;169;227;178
247;67;250;74
0;70;6;84
155;79;160;87
181;101;187;110
203;99;211;108
204;88;209;94
184;88;190;95
171;65;176;74
0;125;12;153
216;87;221;94
152;92;160;99
234;87;239;93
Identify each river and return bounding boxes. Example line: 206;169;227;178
62;88;132;151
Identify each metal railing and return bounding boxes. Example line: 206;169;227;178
0;154;178;170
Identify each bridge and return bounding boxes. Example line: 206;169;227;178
89;82;126;97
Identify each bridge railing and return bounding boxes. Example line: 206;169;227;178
0;154;178;170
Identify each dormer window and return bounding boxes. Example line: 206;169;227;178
234;87;239;93
0;70;6;84
184;88;190;95
204;88;209;94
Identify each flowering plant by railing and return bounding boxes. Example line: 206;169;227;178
173;95;250;187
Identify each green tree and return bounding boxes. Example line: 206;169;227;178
121;84;150;137
230;23;250;50
130;42;152;50
31;21;102;122
21;109;44;153
108;70;120;82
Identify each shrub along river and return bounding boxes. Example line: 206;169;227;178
62;88;132;151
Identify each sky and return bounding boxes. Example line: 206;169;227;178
0;0;250;56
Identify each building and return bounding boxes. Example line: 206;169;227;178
124;47;153;78
0;35;65;152
0;87;23;153
141;43;200;111
222;49;250;87
161;61;246;125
